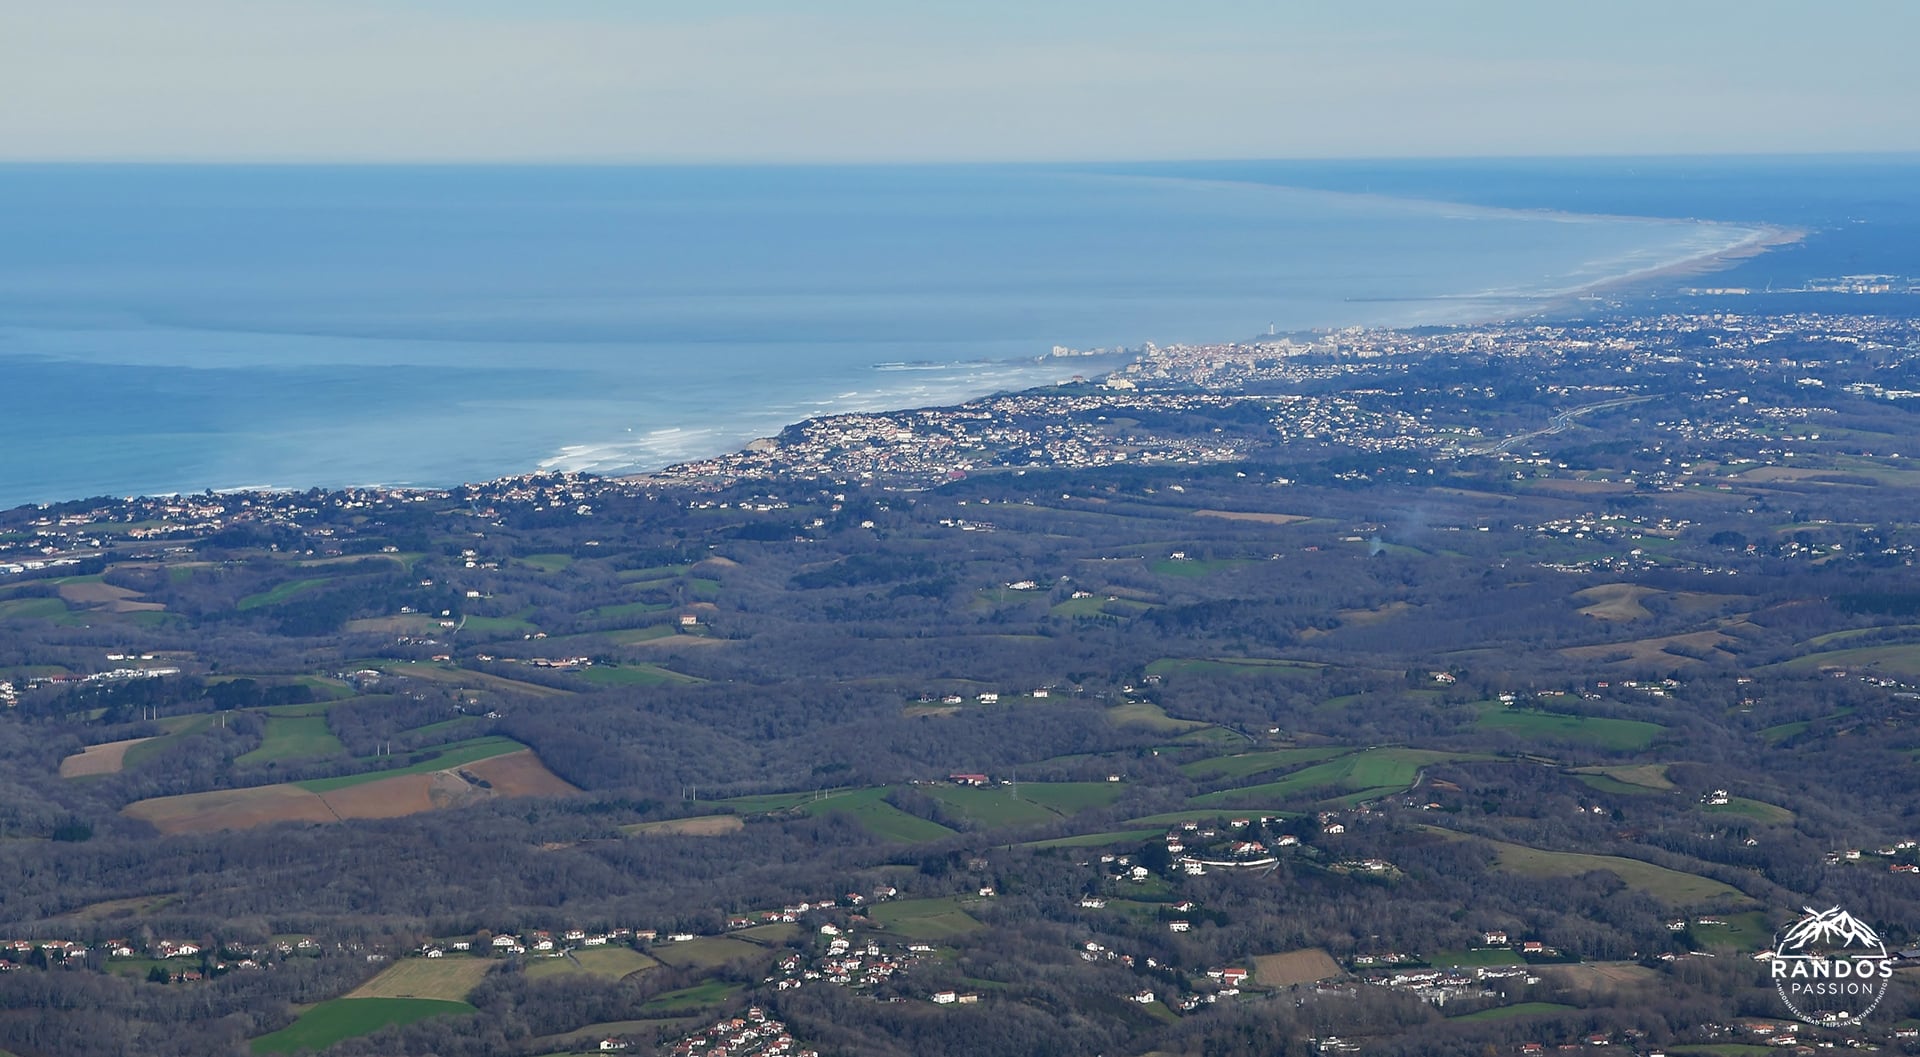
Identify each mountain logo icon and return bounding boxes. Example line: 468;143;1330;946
1770;905;1894;1027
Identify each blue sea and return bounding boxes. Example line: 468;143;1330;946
0;159;1911;507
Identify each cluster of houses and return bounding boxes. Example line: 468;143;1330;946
421;926;641;959
1366;962;1535;1006
0;935;308;982
647;1006;815;1057
1821;838;1920;870
764;928;929;993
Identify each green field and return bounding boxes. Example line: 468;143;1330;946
925;781;1125;827
1020;827;1163;849
1147;558;1254;578
1689;910;1773;952
1776;642;1920;678
122;714;218;769
1758;720;1808;743
1190;748;1473;807
237;576;333;612
1145;657;1320;679
637;980;743;1014
0;597;81;624
373;661;572;698
1181;747;1350;779
1568;763;1674;794
603;625;678;645
1050;595;1153;619
924;785;1064;827
582;600;670;624
461;614;538;635
617;563;693;583
812;787;958;842
523;946;659;981
705;785;954;842
296;736;525;793
647;936;765;971
1426;948;1525;967
520;553;574;573
400;716;483;740
1478;707;1663;751
576;663;701;687
1105;700;1210;733
1703;797;1794;825
1450;1001;1575;1021
1014;781;1127;814
237;715;347;765
715;787;864;814
868;897;984;940
251;997;475;1054
1574;774;1662;796
1481;837;1745;905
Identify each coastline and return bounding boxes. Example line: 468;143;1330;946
0;164;1835;508
1;218;1799;512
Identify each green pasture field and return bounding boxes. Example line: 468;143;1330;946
251;998;475;1054
237;715;347;765
346;956;495;1000
1426;949;1525;967
714;787;865;814
1147;558;1255;578
582;600;669;624
122;714;218;769
1777;642;1920;678
1145;657;1320;679
1449;1002;1576;1021
401;716;483;740
523;946;658;982
636;981;743;1015
603;625;678;645
812;787;957;842
1478;707;1663;751
1574;774;1662;796
1480;837;1745;905
373;661;572;698
520;554;574;573
1181;747;1351;779
576;663;700;687
1703;797;1794;824
0;597;82;624
1189;748;1474;807
646;936;764;971
1013;781;1127;814
617;564;693;583
867;897;984;940
1568;763;1673;791
1019;828;1162;849
296;736;525;793
461;614;538;635
1105;700;1210;733
1689;910;1773;952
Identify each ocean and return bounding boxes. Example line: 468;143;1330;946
0;159;1901;507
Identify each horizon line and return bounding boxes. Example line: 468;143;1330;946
3;149;1920;169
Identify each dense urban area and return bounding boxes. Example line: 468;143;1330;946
4;309;1920;1057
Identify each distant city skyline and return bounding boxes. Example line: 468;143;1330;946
2;0;1915;163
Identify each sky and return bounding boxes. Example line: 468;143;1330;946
2;0;1915;163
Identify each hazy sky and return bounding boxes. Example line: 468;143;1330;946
3;0;1915;163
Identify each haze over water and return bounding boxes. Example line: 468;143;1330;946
0;164;1773;507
